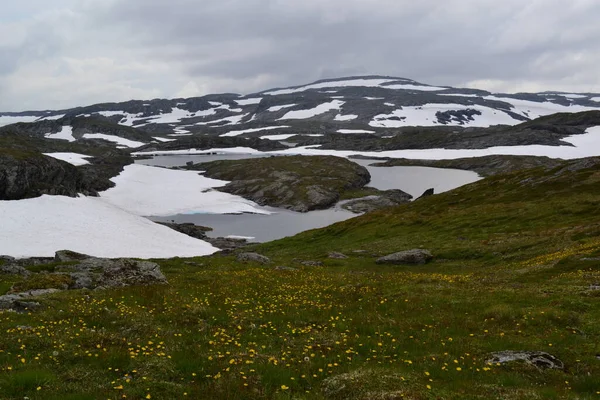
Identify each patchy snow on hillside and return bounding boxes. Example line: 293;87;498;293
0;195;218;258
82;133;146;148
43;152;92;166
153;137;177;142
334;114;358;121
280;100;344;120
235;98;262;106
337;129;376;134
0;115;39;127
45;126;76;142
265;78;395;96
382;83;446;91
483;96;599;119
370;103;518;128
268;104;296;112
220;126;290;137
591;97;600;102
100;164;269;216
260;134;297;140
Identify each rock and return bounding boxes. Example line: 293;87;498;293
328;252;348;259
0;289;62;312
341;189;412;214
301;260;324;267
55;250;91;262
416;188;434;200
274;266;297;271
486;351;564;370
237;252;271;264
81;259;167;288
155;222;212;240
376;249;433;265
0;255;15;263
0;264;31;276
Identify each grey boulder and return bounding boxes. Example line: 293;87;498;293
376;249;433;265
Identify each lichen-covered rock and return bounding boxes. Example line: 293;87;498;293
486;351;564;370
237;252;271;264
328;252;348;259
55;250;91;262
0;289;61;312
376;249;433;265
0;263;31;276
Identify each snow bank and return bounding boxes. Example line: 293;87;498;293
0;195;218;258
235;98;262;106
260;134;297;140
82;133;146;148
43;152;91;166
483;96;599;119
45;126;76;142
337;129;375;134
280;100;344;120
100;164;269;216
381;83;445;91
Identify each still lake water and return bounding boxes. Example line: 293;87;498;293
136;154;481;242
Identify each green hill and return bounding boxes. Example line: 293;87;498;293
1;157;600;399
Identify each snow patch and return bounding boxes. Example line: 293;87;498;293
483;96;600;119
45;126;76;142
337;129;376;134
0;115;39;127
260;134;297;141
382;83;446;91
43;152;92;166
280;100;344;120
334;114;358;121
265;78;395;96
220;126;289;137
153;137;177;142
235;98;262;106
82;133;146;148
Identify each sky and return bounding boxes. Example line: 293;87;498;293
1;0;599;111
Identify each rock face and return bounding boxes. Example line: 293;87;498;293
237;252;271;264
156;222;250;251
0;150;91;200
376;249;433;265
341;189;412;213
486;351;564;370
193;155;371;212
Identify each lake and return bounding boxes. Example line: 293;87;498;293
136;154;481;242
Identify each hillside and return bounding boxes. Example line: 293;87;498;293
1;157;600;399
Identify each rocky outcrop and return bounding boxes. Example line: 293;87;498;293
486;351;564;370
0;150;93;200
0;252;168;311
135;135;287;153
328;252;348;259
376;249;433;265
156;222;250;251
193;155;371;212
341;189;412;213
237;252;271;264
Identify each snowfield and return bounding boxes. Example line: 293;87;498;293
100;164;269;216
267;104;296;112
0;195;218;258
43;152;92;166
370;103;519;128
235;98;262;106
334;114;358;121
337;129;376;134
45;126;76;142
0;115;39;127
280;100;344;120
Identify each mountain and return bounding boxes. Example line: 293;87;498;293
2;75;600;152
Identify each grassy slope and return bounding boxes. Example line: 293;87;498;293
1;159;600;399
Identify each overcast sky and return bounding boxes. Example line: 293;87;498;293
1;0;599;111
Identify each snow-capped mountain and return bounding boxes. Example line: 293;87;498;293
2;76;600;146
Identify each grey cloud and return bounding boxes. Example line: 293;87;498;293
1;0;600;110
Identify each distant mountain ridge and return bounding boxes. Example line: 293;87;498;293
2;75;600;152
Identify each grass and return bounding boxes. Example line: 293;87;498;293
1;158;600;399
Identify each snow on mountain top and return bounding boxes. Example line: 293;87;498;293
264;78;396;96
